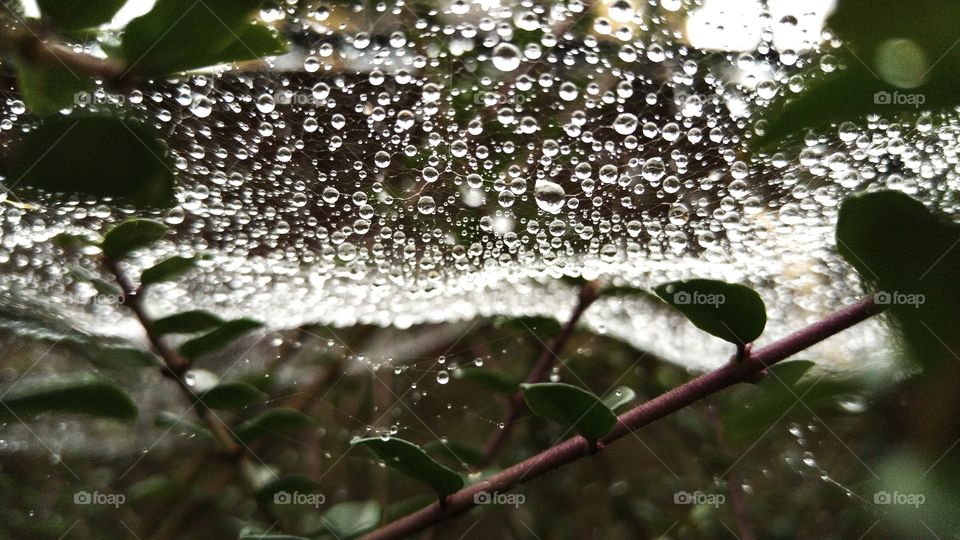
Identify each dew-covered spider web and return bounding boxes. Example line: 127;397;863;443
5;0;953;376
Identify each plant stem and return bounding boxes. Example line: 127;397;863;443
359;296;885;540
479;281;600;467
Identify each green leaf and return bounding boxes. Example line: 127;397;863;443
68;266;122;297
0;375;136;423
520;382;617;441
37;0;127;30
81;345;160;369
198;382;266;411
0;116;175;209
654;279;767;345
151;310;223;336
127;476;177;502
198;23;289;66
598;285;657;301
423;439;484;467
255;474;323;507
316;501;381;539
155;411;214;442
51;232;96;250
601;386;636;412
234;408;314;444
140;256;195;286
837;191;960;370
179;318;262;360
454;367;519;394
121;0;274;76
102;219;168;260
351;438;464;497
13;57;90;115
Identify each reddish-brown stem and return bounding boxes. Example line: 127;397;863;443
479;281;601;467
360;297;885;540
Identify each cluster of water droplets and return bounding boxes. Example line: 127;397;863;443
1;0;948;371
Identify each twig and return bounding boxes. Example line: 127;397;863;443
359;296;885;540
479;281;601;467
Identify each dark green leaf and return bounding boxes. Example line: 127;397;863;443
81;345;160;369
37;0;126;30
198;382;266;411
0;116;175;209
140;256;195;286
837;191;960;370
255;474;323;507
51;232;96;250
179;318;263;360
13;57;90;115
601;386;636;412
520;382;617;441
155;411;214;442
654;279;766;345
316;501;381;539
0;375;136;423
102;219;168;260
454;367;519;394
121;0;270;76
423;439;484;467
151;310;223;336
197;23;289;66
352;438;464;497
127;476;177;502
234;408;314;444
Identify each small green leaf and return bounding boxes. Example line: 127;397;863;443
598;285;656;301
51;232;96;250
140;256;195;286
655;279;767;345
37;0;127;30
255;474;323;507
0;375;136;423
352;438;464;497
198;23;289;66
178;318;263;360
423;439;484;467
454;368;519;394
520;382;617;441
127;476;177;502
151;310;223;336
13;57;90;115
234;408;314;444
0;116;176;209
101;219;168;260
198;382;266;411
316;501;381;539
81;345;160;369
601;386;636;412
155;411;214;442
121;0;272;76
69;266;122;296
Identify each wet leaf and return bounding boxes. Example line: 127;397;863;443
140;256;195;286
151;310;223;336
352;438;464;497
423;439;484;467
37;0;127;30
102;219;168;260
454;367;519;394
655;279;766;346
0;375;136;423
198;382;266;411
520;382;617;441
13;57;90;115
0;116;175;209
234;408;314;444
178;318;263;360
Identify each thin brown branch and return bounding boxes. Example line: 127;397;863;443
479;281;601;467
360;296;885;540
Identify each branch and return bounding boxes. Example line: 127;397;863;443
360;297;885;540
479;281;600;467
